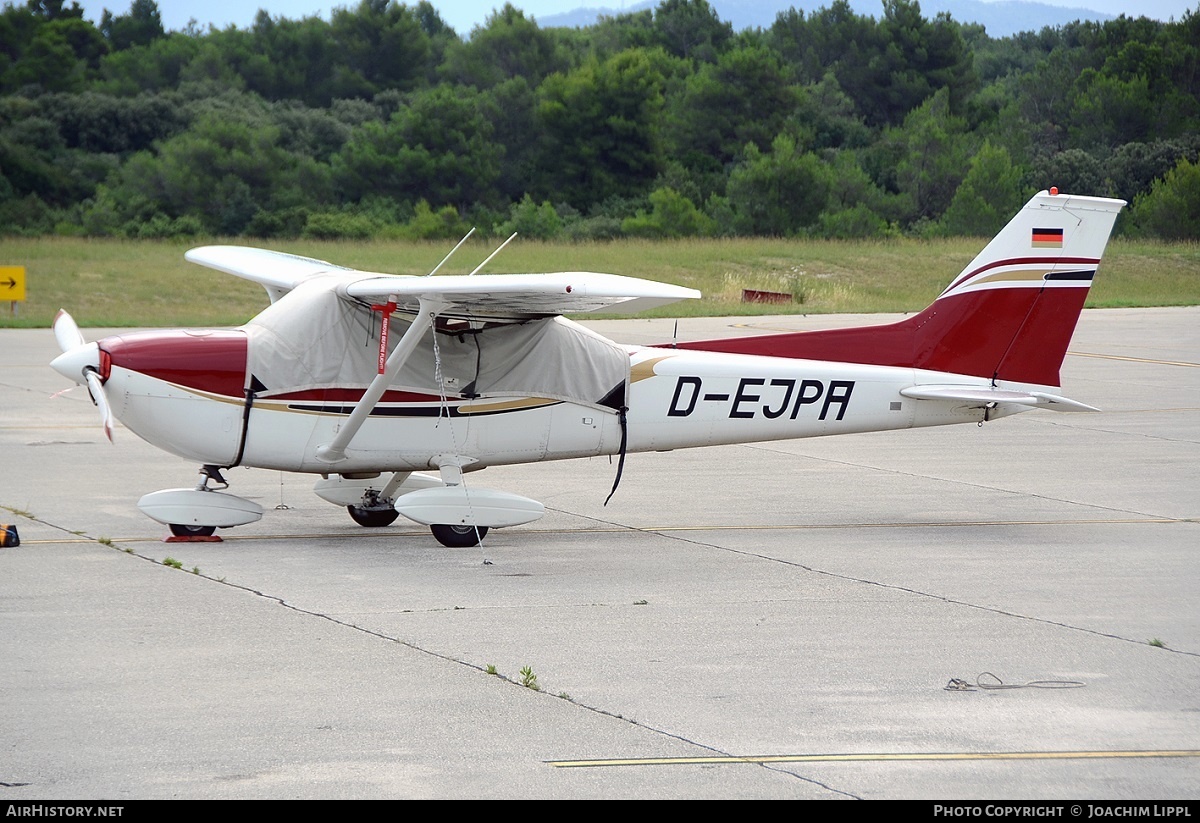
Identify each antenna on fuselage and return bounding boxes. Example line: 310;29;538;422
469;232;518;276
425;227;476;276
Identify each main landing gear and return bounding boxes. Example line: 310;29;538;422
339;480;488;546
314;471;524;547
345;488;486;545
317;472;483;544
347;504;486;545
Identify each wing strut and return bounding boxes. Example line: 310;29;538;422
316;297;446;464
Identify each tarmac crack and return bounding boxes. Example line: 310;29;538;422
1024;415;1200;446
556;507;1200;660
30;522;856;795
27;509;1199;665
229;582;860;796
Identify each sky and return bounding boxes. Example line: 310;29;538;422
73;0;1197;37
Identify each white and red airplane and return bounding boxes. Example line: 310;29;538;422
50;190;1124;546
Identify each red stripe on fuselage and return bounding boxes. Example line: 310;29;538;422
99;332;452;403
99;330;248;397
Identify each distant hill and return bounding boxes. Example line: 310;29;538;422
538;0;1116;38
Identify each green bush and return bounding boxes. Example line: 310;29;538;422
1127;158;1200;240
816;204;892;239
302;210;377;239
398;200;468;241
496;195;562;240
621;186;716;238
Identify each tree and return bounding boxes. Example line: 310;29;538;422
726;134;832;235
534;49;665;210
236;12;340;105
874;0;977;125
95;31;200;94
95;113;327;234
585;9;657;59
1029;148;1107;198
2;16;105;92
1107;137;1200;202
939;141;1027;236
481;76;539;203
38;90;186;154
24;0;85;20
1127;157;1200;240
328;0;432;96
1068;69;1155;150
891;88;973;222
803;72;871;150
333;85;500;209
0;109;82;206
440;4;565;89
100;0;164;51
621;186;714;237
664;44;800;168
769;0;874;87
496;194;562;239
653;0;731;62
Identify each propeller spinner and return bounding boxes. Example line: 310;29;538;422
50;310;114;442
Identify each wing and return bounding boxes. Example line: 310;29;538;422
186;245;701;317
342;272;700;317
185;246;356;304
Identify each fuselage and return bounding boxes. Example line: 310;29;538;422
94;326;1016;475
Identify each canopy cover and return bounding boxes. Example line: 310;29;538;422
243;276;629;408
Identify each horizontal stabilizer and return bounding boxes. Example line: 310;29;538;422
900;385;1099;412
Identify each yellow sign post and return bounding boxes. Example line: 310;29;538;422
1;266;26;316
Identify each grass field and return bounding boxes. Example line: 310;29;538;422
1;235;1197;328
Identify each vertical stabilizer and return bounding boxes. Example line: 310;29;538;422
916;190;1125;385
672;191;1125;388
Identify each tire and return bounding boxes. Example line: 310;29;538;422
347;506;400;528
430;523;489;547
169;523;216;538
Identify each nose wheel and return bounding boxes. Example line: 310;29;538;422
139;465;264;539
169;523;217;538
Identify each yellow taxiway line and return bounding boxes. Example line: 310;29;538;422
549;749;1200;768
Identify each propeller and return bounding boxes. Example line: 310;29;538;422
53;307;85;352
50;309;114;442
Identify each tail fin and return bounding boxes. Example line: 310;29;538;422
675;191;1125;388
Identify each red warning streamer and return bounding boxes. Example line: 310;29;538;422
371;300;398;375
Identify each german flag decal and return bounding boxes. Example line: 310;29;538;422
1032;227;1064;248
